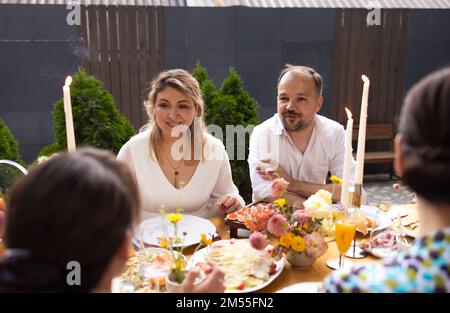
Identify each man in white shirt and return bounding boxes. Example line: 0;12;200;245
248;64;356;204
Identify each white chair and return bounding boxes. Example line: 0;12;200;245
0;160;28;195
0;160;28;175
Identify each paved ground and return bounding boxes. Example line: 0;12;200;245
363;174;414;205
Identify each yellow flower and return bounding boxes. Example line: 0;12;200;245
291;236;306;252
167;213;182;223
172;258;186;271
330;176;343;185
279;232;294;248
159;239;168;248
273;198;287;208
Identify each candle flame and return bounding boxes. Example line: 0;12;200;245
345;107;352;119
362;75;369;83
65;76;72;87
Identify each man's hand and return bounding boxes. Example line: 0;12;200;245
256;159;293;184
182;261;225;293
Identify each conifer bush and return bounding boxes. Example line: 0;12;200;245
192;63;259;203
0;118;25;194
39;69;135;156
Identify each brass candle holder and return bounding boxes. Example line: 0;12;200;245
345;184;367;259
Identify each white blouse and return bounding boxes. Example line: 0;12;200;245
117;131;245;221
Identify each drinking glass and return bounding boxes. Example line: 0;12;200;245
326;206;357;270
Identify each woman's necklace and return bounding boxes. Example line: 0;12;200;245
161;148;183;186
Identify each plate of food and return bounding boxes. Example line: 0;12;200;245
113;247;185;293
134;215;216;248
189;239;284;293
359;229;407;259
376;204;409;218
356;206;392;234
276;282;323;293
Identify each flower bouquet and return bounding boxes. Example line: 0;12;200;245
247;179;334;269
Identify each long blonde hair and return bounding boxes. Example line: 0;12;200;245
142;69;207;163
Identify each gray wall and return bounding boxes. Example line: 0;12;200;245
0;4;79;163
2;6;450;164
165;7;336;121
404;10;450;93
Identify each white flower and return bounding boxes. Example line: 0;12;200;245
303;195;331;219
321;217;335;236
315;189;332;205
37;156;50;164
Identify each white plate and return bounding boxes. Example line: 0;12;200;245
360;205;393;227
360;245;398;259
134;215;216;248
386;206;409;219
189;239;284;293
276;282;322;293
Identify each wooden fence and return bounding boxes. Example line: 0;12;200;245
330;9;408;128
330;9;408;171
77;5;165;130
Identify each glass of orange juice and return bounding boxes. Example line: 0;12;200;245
326;207;357;270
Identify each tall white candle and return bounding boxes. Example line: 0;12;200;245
63;76;76;153
355;75;370;185
340;108;353;207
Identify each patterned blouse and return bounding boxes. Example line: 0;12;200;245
323;227;450;293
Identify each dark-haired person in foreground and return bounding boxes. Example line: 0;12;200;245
324;67;450;292
0;148;224;292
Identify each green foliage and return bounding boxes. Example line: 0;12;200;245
192;61;217;121
192;63;260;203
0;118;24;165
39;69;135;156
0;118;25;194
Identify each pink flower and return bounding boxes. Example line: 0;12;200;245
270;178;289;199
292;210;312;226
392;183;401;191
249;232;269;250
304;232;328;258
267;214;288;237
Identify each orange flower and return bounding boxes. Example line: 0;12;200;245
128;247;136;258
0;197;5;211
279;233;294;248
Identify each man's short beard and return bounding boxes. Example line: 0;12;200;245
281;116;309;132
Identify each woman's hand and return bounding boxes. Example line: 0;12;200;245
182;261;225;293
217;195;242;215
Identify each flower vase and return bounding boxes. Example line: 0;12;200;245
286;250;316;269
165;271;184;293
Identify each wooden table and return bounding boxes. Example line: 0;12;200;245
203;204;418;293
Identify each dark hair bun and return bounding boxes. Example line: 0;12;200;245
399;67;450;203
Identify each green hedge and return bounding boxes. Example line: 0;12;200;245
192;62;260;203
39;69;135;156
0;118;25;195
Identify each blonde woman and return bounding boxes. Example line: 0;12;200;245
117;69;245;220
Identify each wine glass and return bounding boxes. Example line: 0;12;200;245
326;206;357;270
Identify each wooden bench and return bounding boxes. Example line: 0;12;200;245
352;123;396;178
